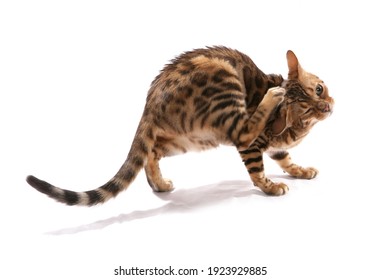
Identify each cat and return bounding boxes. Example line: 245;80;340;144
26;46;334;206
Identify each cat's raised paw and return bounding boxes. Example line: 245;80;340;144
266;86;286;105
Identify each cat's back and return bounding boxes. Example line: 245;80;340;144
170;46;249;70
147;46;282;114
148;46;258;101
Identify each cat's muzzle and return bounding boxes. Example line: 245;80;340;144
317;101;333;114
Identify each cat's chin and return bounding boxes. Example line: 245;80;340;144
315;111;332;122
316;102;334;121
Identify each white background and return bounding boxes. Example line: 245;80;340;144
1;1;379;279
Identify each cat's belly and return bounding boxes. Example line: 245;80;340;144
176;133;224;153
157;131;231;156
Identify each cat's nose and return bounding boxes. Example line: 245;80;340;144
317;101;332;113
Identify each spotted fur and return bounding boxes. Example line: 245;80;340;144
26;46;333;205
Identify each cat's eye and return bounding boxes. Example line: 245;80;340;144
316;84;323;96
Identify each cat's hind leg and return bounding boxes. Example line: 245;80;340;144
268;150;318;179
234;87;285;150
144;150;174;192
144;132;193;192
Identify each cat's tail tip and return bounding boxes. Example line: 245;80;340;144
26;175;51;194
26;175;114;206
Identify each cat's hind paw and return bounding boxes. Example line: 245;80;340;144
156;178;175;192
149;178;174;192
265;86;286;106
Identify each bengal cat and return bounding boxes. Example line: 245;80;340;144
26;46;334;206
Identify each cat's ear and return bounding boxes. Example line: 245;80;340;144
287;50;299;80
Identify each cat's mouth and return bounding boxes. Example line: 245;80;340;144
313;101;334;122
299;102;333;123
303;108;313;115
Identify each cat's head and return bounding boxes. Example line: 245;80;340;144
271;51;334;136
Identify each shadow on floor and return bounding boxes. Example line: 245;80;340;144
47;180;264;235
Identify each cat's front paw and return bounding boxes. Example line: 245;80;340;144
287;166;319;179
301;167;318;179
262;182;289;196
266;86;285;106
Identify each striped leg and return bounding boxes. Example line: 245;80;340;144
233;87;285;150
240;147;289;195
268;150;318;179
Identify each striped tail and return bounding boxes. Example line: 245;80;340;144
26;125;152;206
